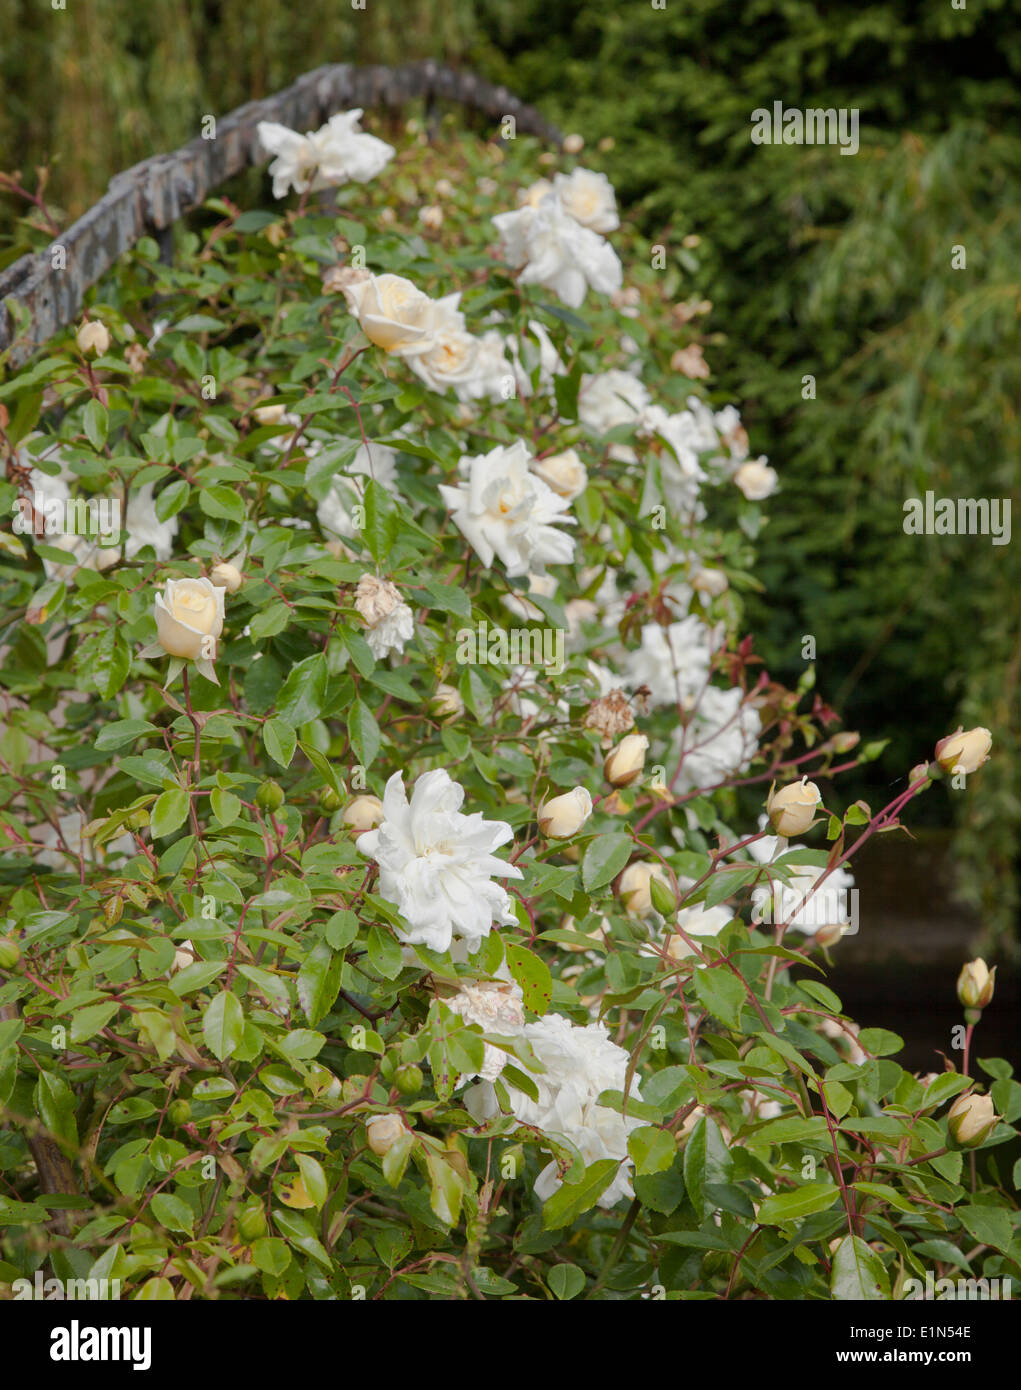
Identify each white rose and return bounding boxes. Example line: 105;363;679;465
553;168;619;234
257;110;393;199
356;769;523;954
346;274;451;357
439;440;576;578
492;194;622;309
408;327;482;397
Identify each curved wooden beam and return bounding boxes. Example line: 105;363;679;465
0;61;562;367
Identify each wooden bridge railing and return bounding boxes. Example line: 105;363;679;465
0;61;562;368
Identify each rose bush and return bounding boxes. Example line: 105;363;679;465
0;117;1018;1302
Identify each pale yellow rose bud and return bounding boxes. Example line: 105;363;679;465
957;958;996;1010
342;795;384;834
171;940;195;972
947;1092;1000;1148
563;133;585;154
935;726;992;776
814;923;847;949
429;683;464;720
531;448;587;501
254;401;287;425
366;1113;409;1156
418;205;443;231
518;177;553;209
691;567;729;597
76;320;111;356
538;787;593;839
210;561;244;593
765;777;822;837
604;733;649;788
734;459;778;501
435;178;454;198
619;861;669;918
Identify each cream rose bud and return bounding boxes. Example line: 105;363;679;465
76;320;111;356
957;958;996;1009
435;178;454;198
210;561;243;593
947;1092;1000;1148
154;577;225;660
430;683;464;720
562;133;585;154
347;272;437;355
604;733;649;787
531;448;588;501
766;777;822;837
365;1113;409;1156
734;458;779;501
814;923;848;949
691;567;728;597
342;795;384;833
539;787;593;839
619;861;669;917
935;726;992;776
518;177;553;209
253;401;287;425
418;204;443;231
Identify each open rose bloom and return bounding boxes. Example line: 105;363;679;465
139;576;225;683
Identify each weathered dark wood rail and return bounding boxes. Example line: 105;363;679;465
0;61;561;367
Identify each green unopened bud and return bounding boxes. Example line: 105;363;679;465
649;873;678;916
319;786;343;814
167;1099;192;1126
0;936;21;970
256;779;285;812
237;1198;269;1242
394;1063;423;1096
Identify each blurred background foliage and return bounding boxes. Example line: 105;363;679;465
2;0;1019;945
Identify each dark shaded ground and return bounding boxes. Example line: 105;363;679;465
812;831;1018;1074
